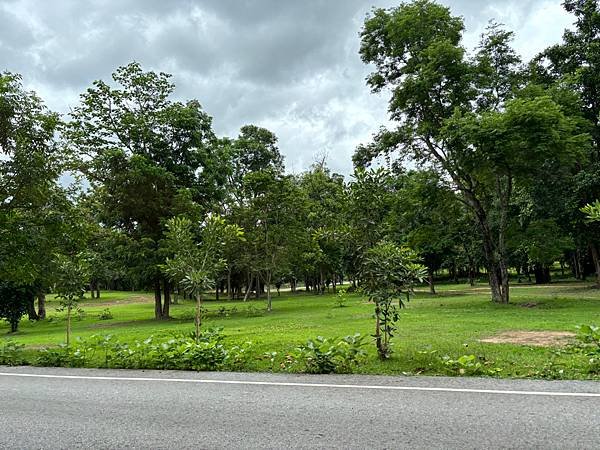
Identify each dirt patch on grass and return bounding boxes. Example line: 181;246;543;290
85;295;153;307
480;330;576;347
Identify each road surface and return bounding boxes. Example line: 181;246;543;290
1;366;599;449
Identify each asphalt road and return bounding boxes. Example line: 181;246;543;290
1;367;600;449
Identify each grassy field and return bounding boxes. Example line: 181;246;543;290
2;280;600;378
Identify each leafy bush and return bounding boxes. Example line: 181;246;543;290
286;334;367;374
244;304;264;317
576;324;600;351
35;345;72;367
441;354;501;376
98;308;113;320
334;287;349;308
0;340;25;365
33;328;253;372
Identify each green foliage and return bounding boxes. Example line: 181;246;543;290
0;340;25;365
576;324;600;351
0;282;35;332
32;328;253;371
441;354;502;376
334;286;349;308
98;308;113;320
162;214;244;339
582;200;600;222
53;254;90;346
286;334;367;374
360;242;426;359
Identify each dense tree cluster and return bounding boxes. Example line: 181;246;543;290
1;0;600;332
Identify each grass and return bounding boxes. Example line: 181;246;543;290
2;280;600;378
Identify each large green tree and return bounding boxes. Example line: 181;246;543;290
0;72;74;325
357;1;586;303
533;0;600;285
68;63;229;319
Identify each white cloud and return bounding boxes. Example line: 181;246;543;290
0;0;574;175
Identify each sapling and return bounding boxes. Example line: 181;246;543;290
54;254;89;347
360;241;425;359
162;215;244;341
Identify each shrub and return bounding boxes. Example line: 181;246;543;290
31;328;254;372
576;324;600;352
35;346;72;367
98;308;113;320
287;334;367;374
0;340;25;366
441;354;501;376
334;287;349;308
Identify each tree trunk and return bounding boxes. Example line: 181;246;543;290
27;296;38;321
374;304;384;360
154;278;163;319
228;270;233;300
162;278;170;319
195;292;203;342
459;175;511;304
266;271;272;312
428;268;436;294
243;274;252;302
37;292;46;320
66;305;72;347
589;243;600;288
534;264;551;284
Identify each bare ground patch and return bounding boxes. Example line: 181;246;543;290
480;330;576;347
84;295;154;307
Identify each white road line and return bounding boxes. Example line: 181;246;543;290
1;372;599;398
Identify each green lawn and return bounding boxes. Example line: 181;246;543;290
2;281;600;379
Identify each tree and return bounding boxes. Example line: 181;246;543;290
162;216;243;340
389;170;462;293
0;282;35;332
54;254;90;346
533;0;600;285
358;1;587;303
0;72;69;320
67;62;230;319
298;162;348;293
360;242;425;359
241;171;302;311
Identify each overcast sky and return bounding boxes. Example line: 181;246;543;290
1;0;573;175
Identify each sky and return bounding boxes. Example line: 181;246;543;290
0;0;574;175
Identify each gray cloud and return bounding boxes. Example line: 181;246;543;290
0;0;573;175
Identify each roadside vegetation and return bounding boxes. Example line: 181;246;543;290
2;0;600;378
2;280;600;380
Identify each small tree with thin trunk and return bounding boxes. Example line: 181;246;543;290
54;254;89;347
360;242;425;360
162;216;243;341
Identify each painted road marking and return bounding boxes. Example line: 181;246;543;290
1;371;600;398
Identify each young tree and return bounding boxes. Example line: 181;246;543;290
162;216;243;341
360;242;425;359
54;254;90;346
